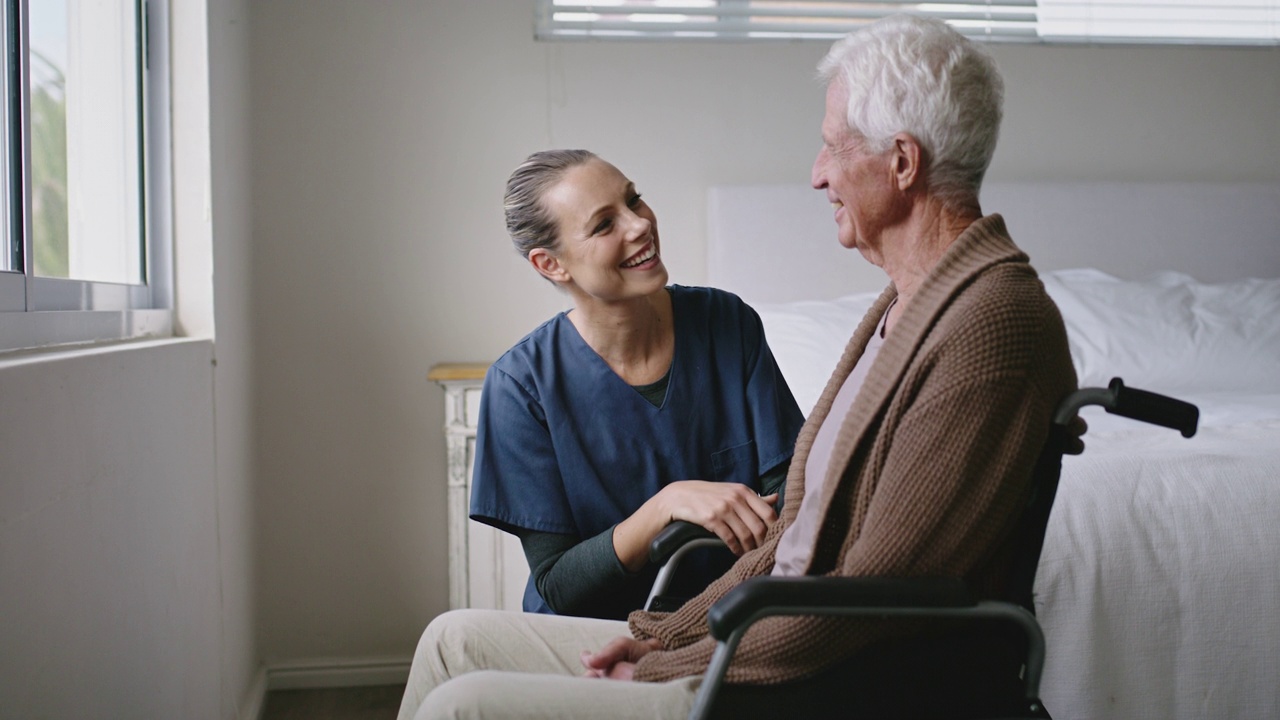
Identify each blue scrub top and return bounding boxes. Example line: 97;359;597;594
470;285;804;614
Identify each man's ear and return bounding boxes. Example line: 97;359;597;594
529;247;569;284
891;132;922;192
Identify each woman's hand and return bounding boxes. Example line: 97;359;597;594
655;480;778;556
612;480;778;572
581;636;663;680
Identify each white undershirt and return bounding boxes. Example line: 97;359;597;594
772;309;889;577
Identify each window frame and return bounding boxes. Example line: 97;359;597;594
0;0;171;353
535;1;1280;46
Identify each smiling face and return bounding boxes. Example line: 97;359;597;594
810;80;900;266
531;159;667;303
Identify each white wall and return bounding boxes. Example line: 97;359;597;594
248;1;1280;669
0;342;221;718
207;0;259;714
0;0;258;717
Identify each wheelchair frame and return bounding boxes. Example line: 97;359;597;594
646;378;1198;720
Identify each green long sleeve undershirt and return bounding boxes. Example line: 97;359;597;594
516;459;788;617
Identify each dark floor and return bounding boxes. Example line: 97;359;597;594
260;684;405;720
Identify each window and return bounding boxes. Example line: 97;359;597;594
0;0;170;353
536;1;1280;45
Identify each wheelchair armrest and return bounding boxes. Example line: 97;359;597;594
693;578;1047;720
707;575;975;641
649;520;717;565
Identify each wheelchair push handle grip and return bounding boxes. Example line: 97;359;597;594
1107;378;1199;438
1054;378;1199;438
650;520;717;565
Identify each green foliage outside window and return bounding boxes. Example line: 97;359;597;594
30;49;67;278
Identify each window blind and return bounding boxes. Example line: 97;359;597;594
535;0;1280;45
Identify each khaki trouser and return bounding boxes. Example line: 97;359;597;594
398;609;701;720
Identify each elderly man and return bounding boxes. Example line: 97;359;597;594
399;13;1075;720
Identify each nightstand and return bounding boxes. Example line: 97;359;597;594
428;363;528;610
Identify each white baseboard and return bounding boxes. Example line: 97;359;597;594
239;666;268;720
266;656;413;691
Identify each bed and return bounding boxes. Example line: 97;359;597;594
707;181;1280;720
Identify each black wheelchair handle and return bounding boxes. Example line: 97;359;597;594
650;520;716;565
1054;377;1199;438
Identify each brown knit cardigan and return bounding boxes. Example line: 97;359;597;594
628;215;1077;685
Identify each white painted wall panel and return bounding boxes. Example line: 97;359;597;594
0;340;220;719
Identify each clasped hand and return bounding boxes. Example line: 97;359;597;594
656;480;777;556
581;636;663;681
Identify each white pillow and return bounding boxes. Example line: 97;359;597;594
754;293;877;415
1041;269;1280;394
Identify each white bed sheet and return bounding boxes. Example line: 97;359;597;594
1041;395;1280;719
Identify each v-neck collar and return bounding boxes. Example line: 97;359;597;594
558;286;679;411
782;215;1026;525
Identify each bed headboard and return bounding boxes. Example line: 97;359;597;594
708;182;1280;302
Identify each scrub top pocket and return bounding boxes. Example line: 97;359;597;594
711;440;759;485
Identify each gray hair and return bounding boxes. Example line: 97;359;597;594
503;149;598;258
817;14;1004;208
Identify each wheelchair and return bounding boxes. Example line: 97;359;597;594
644;378;1199;720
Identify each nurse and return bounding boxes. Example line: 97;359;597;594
470;150;805;620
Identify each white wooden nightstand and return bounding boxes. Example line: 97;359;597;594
428;363;529;611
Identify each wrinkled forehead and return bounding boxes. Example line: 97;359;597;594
821;80;854;144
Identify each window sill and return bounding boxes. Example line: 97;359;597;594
0;308;173;357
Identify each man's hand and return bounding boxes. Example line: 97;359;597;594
581;636;663;680
1065;414;1088;455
